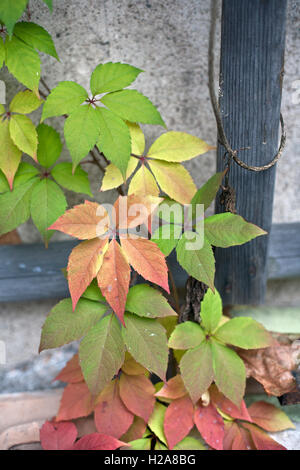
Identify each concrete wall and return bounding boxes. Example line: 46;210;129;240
0;0;299;365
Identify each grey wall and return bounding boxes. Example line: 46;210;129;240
0;0;299;365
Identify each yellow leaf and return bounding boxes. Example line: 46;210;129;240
148;160;196;204
100;156;138;191
127;122;145;155
148;131;213;162
9;114;38;161
0;119;22;190
128;164;160;197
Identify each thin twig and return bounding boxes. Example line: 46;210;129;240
167;260;180;314
40;77;52;95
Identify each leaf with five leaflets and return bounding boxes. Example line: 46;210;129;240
94;380;134;438
90;62;142;95
119;373;155;423
0;118;22;189
148;131;212;162
125;284;177;319
214;317;273;349
39;298;106;352
51;162;92;196
164;395;194;449
101;89;165;126
79;314;125;395
40;421;77;450
204;212;267;248
100;157;138;192
9;90;42;114
122;313;169;381
36;123;62;168
13;161;39;187
128;164;160;197
42;81;88;120
148;159;196;205
0;0;28;36
194;403;224;450
14;22;59;60
56;382;94;421
168;322;205;350
179;341;214;404
9;114;38;160
68;237;108;310
200;288;222;333
97;239;131;324
5;36;40;94
247;401;295;432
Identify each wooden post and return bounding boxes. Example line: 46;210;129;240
215;0;287;305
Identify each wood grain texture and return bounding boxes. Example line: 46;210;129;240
215;0;287;304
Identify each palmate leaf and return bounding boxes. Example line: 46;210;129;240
42;81;88;120
101;89;165;126
36;123;62;168
147;131;213;162
64;105;101;170
125;284;177;319
122;313;169;381
0;0;28;36
200;288;222;333
9;114;38;160
168;322;205;350
214;317;273;349
96;107;131;177
0;118;22;190
5;36;40;94
39;298;106;352
30;178;67;243
79;314;125;395
128;164;159;197
100;157;138;192
13;22;59;60
51;162;92;196
9;90;42;114
12;161;39;187
90;62;142;95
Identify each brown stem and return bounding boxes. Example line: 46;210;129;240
167;260;180;314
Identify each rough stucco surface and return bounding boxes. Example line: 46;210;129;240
0;0;299;367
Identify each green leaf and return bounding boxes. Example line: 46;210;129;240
36;123;62;168
214;317;273;349
122;312;169;381
30;179;67;243
200;288;222;333
90;62;142;95
9;90;42;114
42;0;53;12
191;171;225;212
51;162;92;196
13;161;39;187
64;104;100;169
14;22;59;60
147;131;212;162
174;437;206;450
0;38;5;68
0;170;10;193
180;341;214;404
168;322;205;350
42;81;88;120
176;233;215;290
210;339;246;406
0;118;22;190
96;106;131;177
0;0;28;36
5;35;40;94
82;279;106;303
39;298;105;352
0;179;36;235
148;402;168;446
127;121;145;155
9;114;38;159
101;89;165;126
128;438;152;450
79;314;125;395
151;224;181;256
125;284;177;319
204;212;267;248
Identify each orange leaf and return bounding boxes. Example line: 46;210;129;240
48;201;109;239
209;384;252;422
94;380;134;439
194;403;224;450
54;354;84;384
248;401;295;432
122;353;148;376
97;239;131;324
67;238;108;310
56;382;94;421
242;422;286;450
121;416;147;442
155;374;187;400
114;194;162;230
120;237;169;293
119;373;155;423
164;395;194;449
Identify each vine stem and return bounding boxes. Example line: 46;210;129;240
167;260;180;314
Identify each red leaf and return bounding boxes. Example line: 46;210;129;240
48;201;109;239
120;237;169;293
119;373;155;423
68;238;108;310
242;422;287;450
56;382;95;421
248;401;295;432
194;403;224;450
40;421;77;450
164;395;194;449
209;384;252;422
223;421;255;450
54;354;84;384
73;433;128;450
155;374;187;400
97;239;131;324
94;379;134;438
114;194;162;229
